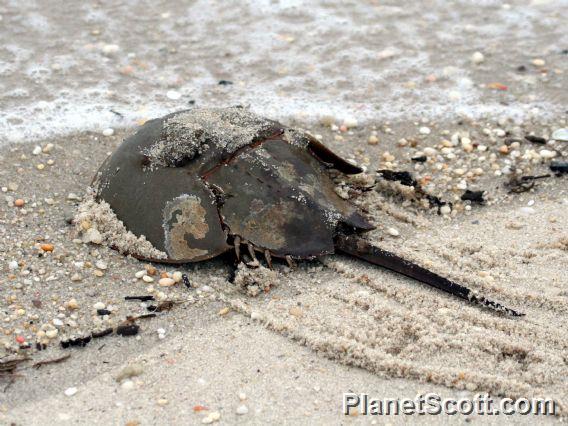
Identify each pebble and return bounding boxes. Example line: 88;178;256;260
419;126;431;135
368;135;379;145
440;205;452;215
236;405;249;415
71;273;82;282
142;275;154;283
135;270;146;279
64;387;78;397
531;58;546;67
157;398;169;406
551;128;568;142
67;193;82;201
53;318;64;327
218;307;230;316
145;265;157;275
46;329;58;339
387;227;400;237
95;260;107;270
8;260;19;270
66;299;79;310
158;277;175;287
172;271;183;282
40;243;54;252
102;44;120;54
423;147;437;156
93;302;106;310
238;392;247;401
250;311;262;320
102;128;114;137
343;117;358;128
202;411;221;423
121;380;135;391
32;145;42;155
539;149;556;159
471;51;485;64
14;199;25;207
166;90;181;100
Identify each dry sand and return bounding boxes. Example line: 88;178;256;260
0;121;566;424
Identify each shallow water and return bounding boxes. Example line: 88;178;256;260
1;0;567;143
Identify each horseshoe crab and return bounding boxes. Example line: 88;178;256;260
92;107;522;316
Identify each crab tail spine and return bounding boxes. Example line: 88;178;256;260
335;235;524;317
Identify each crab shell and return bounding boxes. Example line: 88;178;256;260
94;109;374;263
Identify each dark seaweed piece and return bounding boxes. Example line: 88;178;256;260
182;274;191;289
92;328;114;338
147;301;176;312
124;295;155;302
376;170;417;187
33;354;71;369
376;169;447;210
506;174;551;193
411;155;427;163
97;309;112;316
218;80;233;85
461;190;485;204
127;313;156;321
550;161;568;175
116;324;140;336
61;335;92;349
0;356;29;373
524;135;547;144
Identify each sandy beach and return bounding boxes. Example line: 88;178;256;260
1;0;567;424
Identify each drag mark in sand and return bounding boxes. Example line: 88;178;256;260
222;199;568;415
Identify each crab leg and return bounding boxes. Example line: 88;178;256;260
285;255;296;269
264;250;273;269
247;242;260;267
233;236;241;260
335;235;523;316
247;242;258;262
